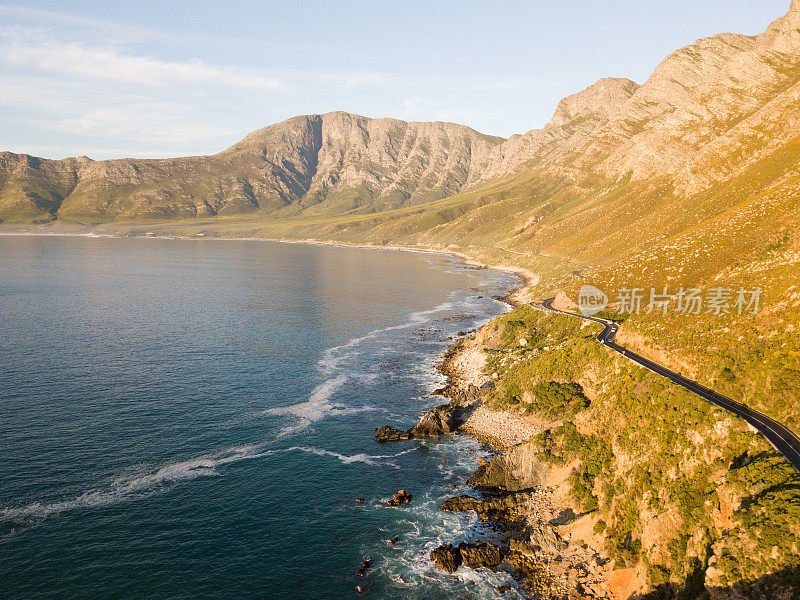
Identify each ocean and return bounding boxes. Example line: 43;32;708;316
0;235;519;599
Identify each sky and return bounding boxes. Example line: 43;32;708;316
0;0;790;160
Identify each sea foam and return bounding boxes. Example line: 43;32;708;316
0;444;412;524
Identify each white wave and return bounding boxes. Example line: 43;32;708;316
0;457;220;522
0;442;413;524
0;443;281;523
287;446;415;468
260;373;381;438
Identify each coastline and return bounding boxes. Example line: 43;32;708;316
428;279;614;599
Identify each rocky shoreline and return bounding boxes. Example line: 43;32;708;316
374;286;614;599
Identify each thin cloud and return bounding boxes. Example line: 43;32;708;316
51;104;238;145
0;27;290;93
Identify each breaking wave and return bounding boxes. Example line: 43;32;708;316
0;445;413;525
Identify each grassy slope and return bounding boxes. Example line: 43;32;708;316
482;308;800;598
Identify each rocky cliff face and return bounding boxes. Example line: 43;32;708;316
476;1;800;195
474;78;641;182
0;112;503;222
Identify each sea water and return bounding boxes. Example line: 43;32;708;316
0;235;521;599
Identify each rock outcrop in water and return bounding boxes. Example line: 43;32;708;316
430;544;462;573
409;403;460;436
373;425;413;443
458;542;504;570
409;384;483;437
429;541;504;573
387;489;413;506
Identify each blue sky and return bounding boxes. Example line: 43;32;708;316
0;0;790;159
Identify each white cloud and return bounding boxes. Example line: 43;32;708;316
0;27;289;93
0;12;518;158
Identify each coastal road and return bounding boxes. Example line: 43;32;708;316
534;298;800;473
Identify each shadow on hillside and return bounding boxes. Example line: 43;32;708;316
628;563;800;600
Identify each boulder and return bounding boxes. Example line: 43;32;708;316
458;542;503;570
527;524;568;553
440;492;531;513
388;489;413;506
430;544;462;573
439;495;486;512
466;441;548;491
409;385;485;438
409;404;458;437
374;425;413;443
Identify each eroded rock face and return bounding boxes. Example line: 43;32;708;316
409;384;483;437
475;77;640;182
478;3;800;196
409;404;459;437
458;542;503;570
439;492;531;513
466;441;548;491
524;524;568;555
430;542;504;572
430;544;462;573
373;425;412;443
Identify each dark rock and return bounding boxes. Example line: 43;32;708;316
387;489;413;506
356;497;366;503
409;385;484;437
360;559;372;569
440;495;486;512
374;425;413;443
458;542;503;570
466;454;532;492
497;584;512;594
550;507;578;526
389;536;399;545
440;492;530;514
430;544;462;573
479;381;495;390
355;568;366;578
409;404;458;436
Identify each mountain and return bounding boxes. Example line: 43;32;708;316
0;112;504;223
7;4;800;227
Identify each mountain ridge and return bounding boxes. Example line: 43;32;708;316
0;111;507;222
3;2;800;230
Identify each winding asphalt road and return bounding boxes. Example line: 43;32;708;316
535;298;800;473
